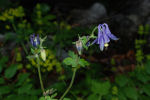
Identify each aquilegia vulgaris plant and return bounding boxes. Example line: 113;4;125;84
27;23;118;100
27;34;47;94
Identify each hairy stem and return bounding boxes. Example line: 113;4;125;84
59;68;77;100
37;57;45;93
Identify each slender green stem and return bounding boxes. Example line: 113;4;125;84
59;55;79;100
37;57;45;93
59;68;77;100
91;26;98;37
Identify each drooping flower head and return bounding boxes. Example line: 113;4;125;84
30;34;40;48
92;23;119;51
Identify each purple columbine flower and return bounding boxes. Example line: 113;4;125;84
30;34;40;47
92;23;119;51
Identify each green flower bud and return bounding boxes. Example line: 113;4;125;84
41;49;46;61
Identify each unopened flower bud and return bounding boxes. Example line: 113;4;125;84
30;34;40;48
76;40;82;55
41;49;46;61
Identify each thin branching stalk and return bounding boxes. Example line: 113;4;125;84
37;57;45;93
91;26;98;36
60;56;80;100
59;68;77;100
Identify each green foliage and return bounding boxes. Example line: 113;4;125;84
136;71;150;83
63;98;71;100
142;84;150;96
78;58;89;67
28;49;62;73
39;95;71;100
91;80;111;96
18;84;33;94
63;57;75;67
135;24;150;64
0;86;11;95
112;86;118;95
87;94;98;100
145;60;150;74
63;51;89;68
5;95;38;100
0;78;5;84
33;3;56;34
0;56;8;73
115;75;129;87
54;24;91;48
65;58;150;100
0;6;24;21
39;96;57;100
0;71;41;99
124;87;138;100
0;56;41;100
4;64;17;79
16;73;30;86
138;24;150;35
79;36;89;50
